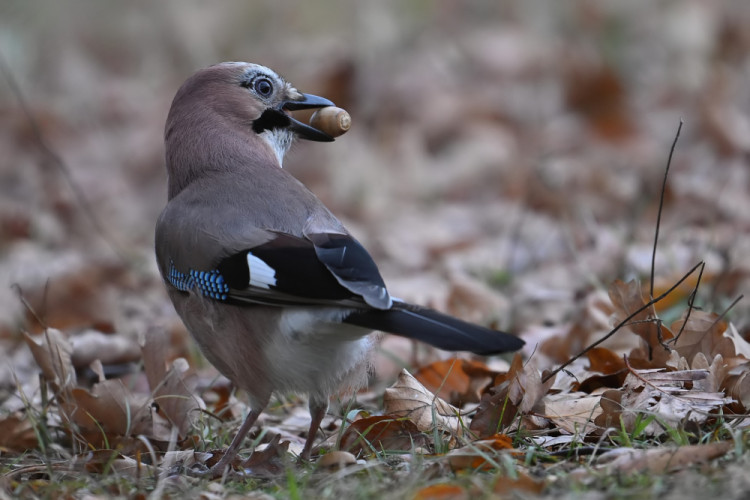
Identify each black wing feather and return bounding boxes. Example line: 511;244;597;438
308;232;391;309
215;232;387;307
343;302;525;355
204;232;524;356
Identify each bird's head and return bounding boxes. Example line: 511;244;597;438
165;62;335;182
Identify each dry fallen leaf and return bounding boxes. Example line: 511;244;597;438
592;440;732;474
339;415;429;456
21;261;130;334
671;311;731;364
24;329;76;391
724;362;750;412
25;328;154;448
609;280;675;369
0;412;39;452
445;434;516;472
542;393;602;435
413;483;468;500
240;434;290;477
22;325;205;450
493;471;545;496
414;357;498;406
722;322;750;360
384;369;463;437
68;380;153;445
595;366;733;435
564;61;634;141
470;354;553;437
142;327;204;438
161;449;213;471
575;347;629;393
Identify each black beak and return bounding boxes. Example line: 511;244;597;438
281;93;335;142
283;93;334;111
253;92;336;142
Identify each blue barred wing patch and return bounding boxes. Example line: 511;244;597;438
167;261;229;301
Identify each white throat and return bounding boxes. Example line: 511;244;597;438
259;128;294;167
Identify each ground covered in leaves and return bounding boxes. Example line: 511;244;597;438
2;2;750;499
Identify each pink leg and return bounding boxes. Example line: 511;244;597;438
205;407;262;477
300;401;327;460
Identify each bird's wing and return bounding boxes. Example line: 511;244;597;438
157;191;524;354
160;222;391;310
216;231;391;309
156;175;391;310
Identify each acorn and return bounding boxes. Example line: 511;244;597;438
310;106;351;138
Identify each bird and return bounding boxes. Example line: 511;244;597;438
155;62;524;476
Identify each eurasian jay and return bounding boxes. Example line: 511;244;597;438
155;62;524;476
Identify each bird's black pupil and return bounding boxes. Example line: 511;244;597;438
255;78;272;96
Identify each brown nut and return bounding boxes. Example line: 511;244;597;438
310;106;351;138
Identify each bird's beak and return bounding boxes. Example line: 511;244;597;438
281;93;335;142
283;93;334;111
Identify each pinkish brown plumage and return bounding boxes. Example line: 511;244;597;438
156;62;523;477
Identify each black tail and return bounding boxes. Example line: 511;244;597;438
343;302;524;355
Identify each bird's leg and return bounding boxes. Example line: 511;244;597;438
300;400;328;460
203;407;262;477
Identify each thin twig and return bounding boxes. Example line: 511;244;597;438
541;260;704;384
0;52;128;263
650;120;683;299
710;294;744;331
669;262;705;346
11;283;47;330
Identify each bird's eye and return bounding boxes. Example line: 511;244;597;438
254;78;273;97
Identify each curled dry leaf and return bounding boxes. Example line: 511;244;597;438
691;352;729;393
384;369;462;437
23;328;76;391
493;471;546;496
722;322;750;360
592;440;732;474
78;449;154;477
414;357;498;406
445;434;515;472
575;347;628;393
0;412;39;452
413;483;468;500
609;280;675;369
240;434;290;477
542;393;602;436
536;290;618;363
21;260;129;334
470;354;554;438
68;381;152;444
161;449;213;471
24;328;156;447
595;367;733;436
339;414;429;456
564;61;634;141
671;310;743;365
23;326;203;449
142;327;204;438
587;347;627;375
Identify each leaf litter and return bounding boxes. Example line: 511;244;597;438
3;3;750;498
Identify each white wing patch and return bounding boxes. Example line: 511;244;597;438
247;252;277;289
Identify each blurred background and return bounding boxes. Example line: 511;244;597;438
1;0;749;388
